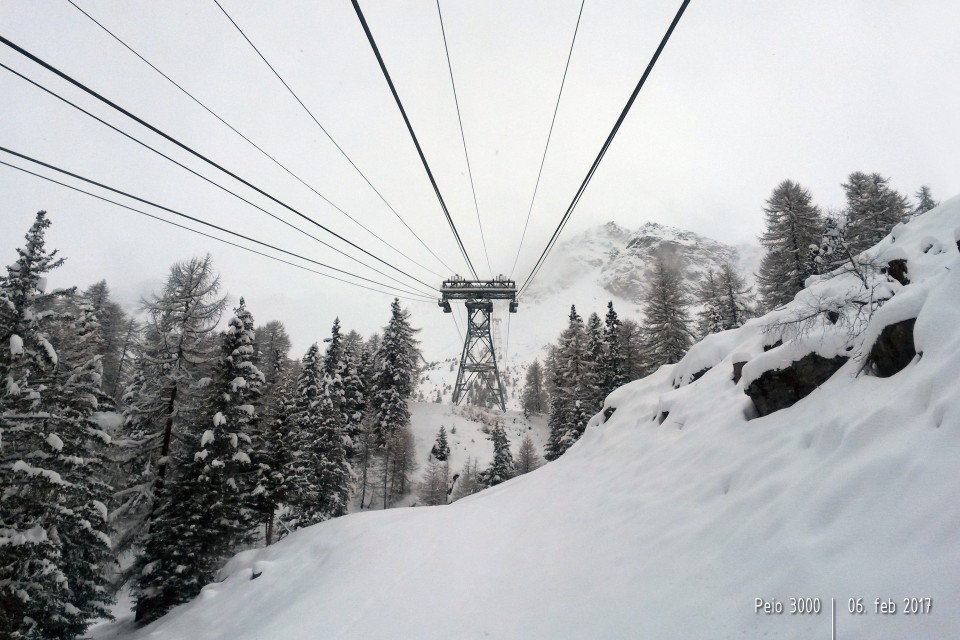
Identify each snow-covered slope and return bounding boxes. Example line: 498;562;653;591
95;199;960;638
504;221;755;371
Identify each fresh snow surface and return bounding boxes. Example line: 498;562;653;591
93;199;960;639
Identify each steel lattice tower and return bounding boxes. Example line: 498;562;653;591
439;277;517;411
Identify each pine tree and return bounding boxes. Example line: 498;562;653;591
639;254;695;369
756;180;824;310
0;212;113;639
520;359;547;416
842;171;909;255
133;297;262;623
515;434;542;475
430;425;451;461
912;185;938;217
479;423;514;487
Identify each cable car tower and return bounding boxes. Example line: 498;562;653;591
439;277;518;411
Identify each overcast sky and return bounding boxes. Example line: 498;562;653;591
2;0;958;356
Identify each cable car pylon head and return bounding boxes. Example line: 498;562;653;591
439;277;517;411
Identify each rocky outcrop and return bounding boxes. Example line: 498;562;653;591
865;318;917;378
744;353;848;417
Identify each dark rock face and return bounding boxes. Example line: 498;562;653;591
745;353;848;417
865;318;917;378
732;361;747;384
884;258;910;285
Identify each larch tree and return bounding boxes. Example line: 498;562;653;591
111;256;225;558
842;171;909;255
520;359;547;417
132;297;263;624
515;434;542;475
0;212;113;640
912;185;938;217
755;180;824;310
639;254;695;369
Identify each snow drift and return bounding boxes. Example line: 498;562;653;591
108;198;960;639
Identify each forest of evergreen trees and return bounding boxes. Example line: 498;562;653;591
0;212;425;637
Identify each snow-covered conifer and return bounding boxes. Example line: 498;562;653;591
520;359;547;417
0;212;113;639
842;172;909;255
756;180;824;310
599;301;627;398
639;254;695;369
479;423;514;487
430;425;451;461
515;434;542;475
132;297;262;623
912;185;938;217
111;256;225;558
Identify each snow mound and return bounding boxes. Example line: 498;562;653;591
115;198;960;639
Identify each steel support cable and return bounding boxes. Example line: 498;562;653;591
209;0;455;277
509;0;585;278
67;0;445;281
350;0;479;280
0;61;437;299
0;147;434;302
435;0;493;279
0;159;430;302
518;0;690;297
0;35;439;296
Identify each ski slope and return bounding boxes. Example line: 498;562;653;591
91;197;960;639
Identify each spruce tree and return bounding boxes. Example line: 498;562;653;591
479;423;514;487
370;300;420;508
340;336;367;453
81;280;131;399
254;366;296;545
842;171;909;255
545;306;589;461
912;185;938;217
418;457;450;506
756;180;824;310
430;425;451;461
639;254;695;369
287;344;324;528
0;212;113;639
584;312;605;411
133;297;262;623
600;301;627;397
